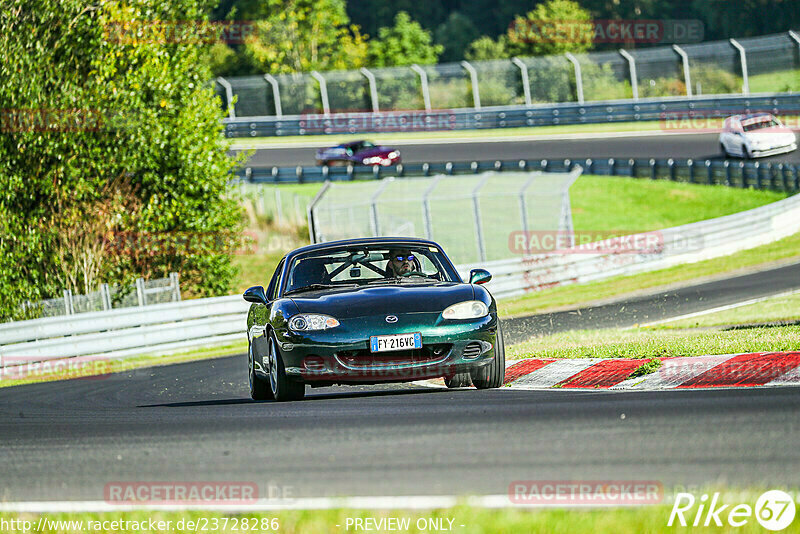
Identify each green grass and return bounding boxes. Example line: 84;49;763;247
749;69;800;93
4;500;799;533
500;231;800;318
569;176;786;232
658;291;800;329
0;340;247;389
506;324;800;361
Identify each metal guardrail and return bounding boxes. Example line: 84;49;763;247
3;186;798;367
223;93;800;138
234;157;800;193
464;190;800;299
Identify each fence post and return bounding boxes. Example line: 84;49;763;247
63;289;73;315
307;181;331;244
360;67;380;113
724;160;731;186
461;60;481;110
422;175;443;240
170;272;181;302
687;158;695;183
629;158;636;177
215;77;236;119
471;175;491;262
310;71;331;116
564;52;584;104
274;188;284;225
608;158;616;176
672;45;693;98
619;49;638;100
668;158;676;181
369;178;393;237
410;64;432;112
263;74;282;118
101;283;111;311
511;57;532;106
650;158;657;180
706;160;713;184
135;278;146;306
729;39;750;95
739;161;746;188
754;162;761;189
519;172;539;253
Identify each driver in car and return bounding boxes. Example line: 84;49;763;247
386;249;415;277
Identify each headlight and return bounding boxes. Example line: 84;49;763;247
442;300;489;320
387;151;399;158
288;314;340;331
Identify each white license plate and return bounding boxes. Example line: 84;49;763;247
370;332;422;353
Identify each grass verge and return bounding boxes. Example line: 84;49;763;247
2;500;798;534
506;324;800;360
0;340;247;389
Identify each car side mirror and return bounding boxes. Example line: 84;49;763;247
243;285;268;304
469;269;492;285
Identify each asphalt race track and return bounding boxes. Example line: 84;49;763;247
2;261;799;502
239;131;800;167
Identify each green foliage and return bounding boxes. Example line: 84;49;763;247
465;36;508;61
434;12;480;63
628;357;663;379
691;65;742;95
242;0;367;74
366;12;443;68
504;0;594;57
0;0;244;320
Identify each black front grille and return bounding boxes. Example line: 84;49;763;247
462;342;482;359
337;344;452;369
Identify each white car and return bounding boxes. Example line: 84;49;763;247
719;113;797;158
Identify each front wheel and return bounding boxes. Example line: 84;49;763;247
444;372;472;388
471;324;505;389
267;334;305;402
249;342;273;401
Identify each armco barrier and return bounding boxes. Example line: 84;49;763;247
223;93;800;138
460;190;800;299
2;190;799;365
234;157;800;193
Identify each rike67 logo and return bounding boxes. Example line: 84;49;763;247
669;490;796;530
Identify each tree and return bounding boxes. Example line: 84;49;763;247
504;0;594;57
367;11;443;67
465;36;508;61
435;12;480;62
0;0;244;319
242;0;367;74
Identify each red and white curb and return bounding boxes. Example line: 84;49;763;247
419;352;800;390
504;352;800;390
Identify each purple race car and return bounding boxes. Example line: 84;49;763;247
315;140;401;167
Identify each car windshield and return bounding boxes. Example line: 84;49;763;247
742;117;780;131
284;244;458;294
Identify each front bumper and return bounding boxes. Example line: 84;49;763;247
274;313;497;384
750;142;797;158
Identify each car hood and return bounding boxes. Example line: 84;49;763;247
357;146;396;157
745;128;796;142
289;282;473;318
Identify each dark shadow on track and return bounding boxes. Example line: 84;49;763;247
139;385;444;407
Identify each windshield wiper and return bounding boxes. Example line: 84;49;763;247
284;284;341;295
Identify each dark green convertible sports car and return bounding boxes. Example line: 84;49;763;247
243;237;504;401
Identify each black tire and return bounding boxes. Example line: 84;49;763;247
444;372;472;388
741;144;751;159
267;333;305;402
249;341;273;401
720;143;728;157
471;323;505;389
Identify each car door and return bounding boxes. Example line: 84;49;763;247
251;259;284;373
